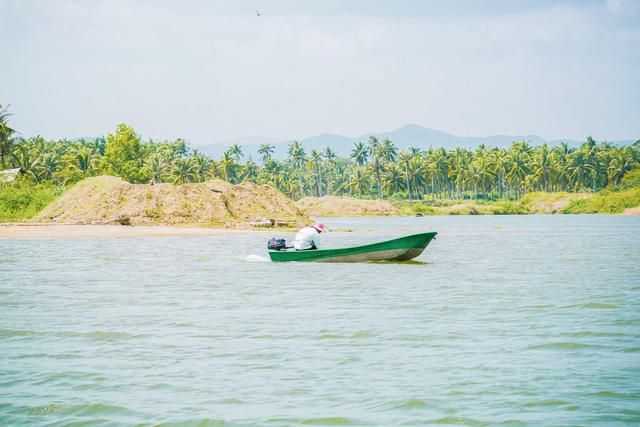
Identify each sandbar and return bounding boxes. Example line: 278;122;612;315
0;224;262;239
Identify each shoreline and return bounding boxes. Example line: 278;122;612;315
0;224;268;239
3;212;638;239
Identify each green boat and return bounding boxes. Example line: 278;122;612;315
268;232;437;263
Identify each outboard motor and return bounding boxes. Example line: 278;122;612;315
267;237;287;251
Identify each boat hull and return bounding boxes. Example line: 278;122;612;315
268;232;437;263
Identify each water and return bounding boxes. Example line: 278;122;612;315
1;215;639;426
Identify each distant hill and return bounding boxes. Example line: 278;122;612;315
184;124;638;160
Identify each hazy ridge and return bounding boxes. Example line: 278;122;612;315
197;124;635;160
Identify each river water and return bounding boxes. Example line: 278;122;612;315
1;215;639;426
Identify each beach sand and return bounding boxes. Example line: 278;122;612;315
0;224;261;239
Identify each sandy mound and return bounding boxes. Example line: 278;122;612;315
296;196;399;216
622;206;640;215
36;176;309;226
532;196;576;213
521;192;592;214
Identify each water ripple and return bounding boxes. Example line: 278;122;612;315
1;216;639;425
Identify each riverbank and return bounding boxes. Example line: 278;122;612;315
307;170;640;216
3;172;639;223
0;224;264;239
296;196;399;216
394;192;594;216
393;191;640;216
298;191;636;217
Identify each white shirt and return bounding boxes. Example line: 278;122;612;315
292;226;321;250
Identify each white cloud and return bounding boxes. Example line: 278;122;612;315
1;0;638;142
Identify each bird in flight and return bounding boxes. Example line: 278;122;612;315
256;10;262;16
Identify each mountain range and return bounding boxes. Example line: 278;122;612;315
196;124;635;161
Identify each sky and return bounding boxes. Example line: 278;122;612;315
1;0;639;145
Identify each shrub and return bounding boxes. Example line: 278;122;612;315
620;168;640;189
0;179;64;221
563;187;640;214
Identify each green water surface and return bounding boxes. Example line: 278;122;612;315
1;215;639;425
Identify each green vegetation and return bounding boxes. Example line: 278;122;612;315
1;104;639;219
617;167;640;189
102;123;146;183
394;171;640;216
519;192;590;214
394;199;528;216
0;104;16;168
0;179;64;221
563;169;640;214
563;188;640;214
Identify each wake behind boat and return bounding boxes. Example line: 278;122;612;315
268;232;437;263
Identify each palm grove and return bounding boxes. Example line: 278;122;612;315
1;105;639;202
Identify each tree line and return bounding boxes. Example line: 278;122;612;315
1;106;638;201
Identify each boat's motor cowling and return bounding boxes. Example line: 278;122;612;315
267;238;287;251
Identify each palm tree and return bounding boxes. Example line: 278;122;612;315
506;150;530;198
258;143;275;163
512;140;533;155
228;144;244;162
93;136;107;155
260;159;287;192
551;142;572;191
144;152;168;184
463;163;482;199
449;148;470;198
0;104;16;167
490;148;508;198
36;152;61;183
398;150;415;201
218;151;237;183
172;158;196;184
287;141;305;167
369;155;385;199
11;141;38;181
350;142;369;166
383;165;404;195
531;144;553;191
321;147;338;195
421;155;437;199
323;147;337;163
331;160;350;196
471;153;495;198
348;166;369;198
567;151;594;191
582;136;600;191
607;149;636;185
408;156;426;199
241;160;259;183
380;138;398;162
430;148;449;199
364;136;386;199
287;141;306;198
367;136;381;157
171;139;189;158
73;145;96;176
309;149;324;197
191;152;211;183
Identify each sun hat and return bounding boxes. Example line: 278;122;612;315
313;223;327;233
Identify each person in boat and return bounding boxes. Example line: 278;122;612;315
292;223;326;250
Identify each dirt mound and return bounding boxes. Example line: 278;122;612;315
36;176;309;226
296;196;399;216
622;206;640;215
520;192;592;214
